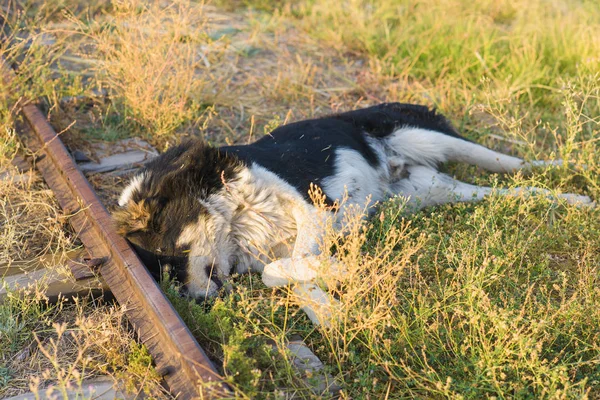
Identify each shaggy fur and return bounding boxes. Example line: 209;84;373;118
114;103;592;323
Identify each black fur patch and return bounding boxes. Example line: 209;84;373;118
332;102;464;139
221;117;381;203
128;240;189;283
222;102;465;202
136;140;243;202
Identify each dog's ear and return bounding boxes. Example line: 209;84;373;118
113;196;167;236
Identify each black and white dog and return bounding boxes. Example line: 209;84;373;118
113;103;592;325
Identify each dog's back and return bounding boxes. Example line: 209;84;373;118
221;103;466;203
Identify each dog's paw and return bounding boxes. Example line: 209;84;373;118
294;283;339;328
262;257;320;287
262;257;345;327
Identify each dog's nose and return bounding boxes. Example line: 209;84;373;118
204;264;223;289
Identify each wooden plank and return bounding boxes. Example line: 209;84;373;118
0;249;106;303
4;377;131;400
0;265;105;303
0;250;84;277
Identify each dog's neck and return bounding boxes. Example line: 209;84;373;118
216;164;307;269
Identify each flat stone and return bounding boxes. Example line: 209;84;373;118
0;168;31;184
72;149;92;163
0;156;33;185
79;150;155;173
77;138;158;174
287;335;342;396
11;154;31;172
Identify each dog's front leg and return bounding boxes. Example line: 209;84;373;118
263;257;341;327
262;207;340;327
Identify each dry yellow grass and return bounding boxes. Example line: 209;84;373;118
1;294;167;398
1;0;599;398
1;2;169;397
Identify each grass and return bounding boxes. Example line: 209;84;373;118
0;2;166;397
1;0;600;398
0;293;167;398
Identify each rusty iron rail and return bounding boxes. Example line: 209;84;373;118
1;66;228;399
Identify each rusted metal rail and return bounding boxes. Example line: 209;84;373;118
1;67;228;399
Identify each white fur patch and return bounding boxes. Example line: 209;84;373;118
393;165;490;208
176;163;313;290
228;164;307;261
118;172;146;206
322;147;389;207
384;127;526;172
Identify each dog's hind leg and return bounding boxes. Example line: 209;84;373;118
385;127;563;174
393;165;593;209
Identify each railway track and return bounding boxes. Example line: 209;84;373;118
1;58;228;400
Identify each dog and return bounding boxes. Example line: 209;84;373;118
113;103;592;325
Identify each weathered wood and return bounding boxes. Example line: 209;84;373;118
0;264;105;303
0;249;106;303
0;250;84;277
78;149;156;173
73;138;158;174
4;377;131;400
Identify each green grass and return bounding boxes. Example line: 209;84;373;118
80;108;136;142
2;0;599;398
177;1;600;397
356;196;600;397
288;0;600;121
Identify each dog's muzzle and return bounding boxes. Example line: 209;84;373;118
127;240;189;282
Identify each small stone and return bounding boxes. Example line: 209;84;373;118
287;335;342;395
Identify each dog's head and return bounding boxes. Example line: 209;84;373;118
113;140;243;297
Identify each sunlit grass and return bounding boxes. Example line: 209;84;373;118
1;0;599;398
288;0;600;117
